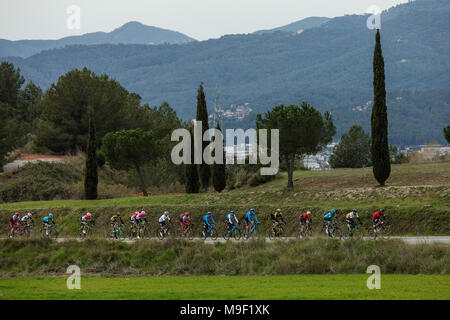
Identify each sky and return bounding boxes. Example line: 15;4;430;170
0;0;410;41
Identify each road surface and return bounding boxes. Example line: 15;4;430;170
48;236;450;244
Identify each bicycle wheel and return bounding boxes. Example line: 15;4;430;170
368;226;378;240
222;228;231;240
233;229;241;240
210;227;218;240
331;226;343;239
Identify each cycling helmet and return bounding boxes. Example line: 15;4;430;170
307;211;311;215
276;209;281;212
352;209;357;212
184;212;190;216
380;208;384;213
207;211;212;216
331;209;336;214
164;211;169;216
230;210;235;215
250;208;255;213
49;213;53;218
86;212;92;218
15;212;20;216
141;211;146;216
27;213;32;218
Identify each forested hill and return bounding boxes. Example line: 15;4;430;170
0;21;196;58
3;0;450;145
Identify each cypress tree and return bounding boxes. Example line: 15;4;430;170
185;127;200;193
212;122;226;192
196;83;210;191
85;106;98;199
371;30;390;186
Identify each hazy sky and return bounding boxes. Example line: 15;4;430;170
1;0;409;41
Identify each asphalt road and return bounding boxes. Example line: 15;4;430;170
49;236;450;244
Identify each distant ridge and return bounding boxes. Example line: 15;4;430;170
254;17;330;34
0;21;196;58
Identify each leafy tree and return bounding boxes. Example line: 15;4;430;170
330;125;371;168
196;83;210;191
185;127;200;194
256;102;335;188
389;144;407;164
212;122;226;192
84;106;98;200
36;67;133;153
444;125;450;144
102;129;157;196
371;30;390;186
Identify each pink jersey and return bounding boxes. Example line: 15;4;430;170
137;212;146;219
131;213;138;220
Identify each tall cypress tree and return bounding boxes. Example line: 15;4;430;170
185;127;200;193
212;122;226;192
85;106;98;199
196;83;210;191
371;29;390;186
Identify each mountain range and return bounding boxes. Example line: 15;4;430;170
0;21;196;58
2;0;449;145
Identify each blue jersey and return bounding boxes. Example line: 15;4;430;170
203;215;215;225
42;216;54;223
245;211;258;223
324;211;336;220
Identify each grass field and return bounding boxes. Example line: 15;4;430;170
0;161;448;211
0;275;448;300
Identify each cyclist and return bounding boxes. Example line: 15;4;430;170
80;212;93;235
372;208;386;230
244;208;259;235
42;213;56;236
270;209;285;236
110;213;125;239
202;212;216;236
323;209;337;236
158;211;171;235
21;213;34;235
345;209;362;236
9;212;21;238
136;210;147;228
299;211;312;234
225;210;239;234
180;212;193;235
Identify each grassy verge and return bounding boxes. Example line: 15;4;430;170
0;275;448;300
0;239;448;277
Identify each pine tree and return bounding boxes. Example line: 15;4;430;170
185;127;200;193
371;30;390;186
85;106;98;199
196;83;210;191
212;122;226;192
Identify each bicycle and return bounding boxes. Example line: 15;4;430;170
79;220;94;239
9;223;23;238
19;221;34;238
244;221;260;240
110;223;125;240
41;224;58;239
202;224;218;240
157;222;172;240
343;221;365;240
269;222;284;238
222;224;241;240
297;222;313;238
369;219;391;240
179;223;194;240
136;221;151;239
323;221;342;239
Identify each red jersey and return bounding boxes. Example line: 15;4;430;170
372;211;385;219
299;213;309;220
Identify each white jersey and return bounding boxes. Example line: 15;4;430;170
159;214;170;223
347;211;359;219
21;216;31;222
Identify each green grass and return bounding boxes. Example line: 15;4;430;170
0;161;449;211
0;275;448;300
